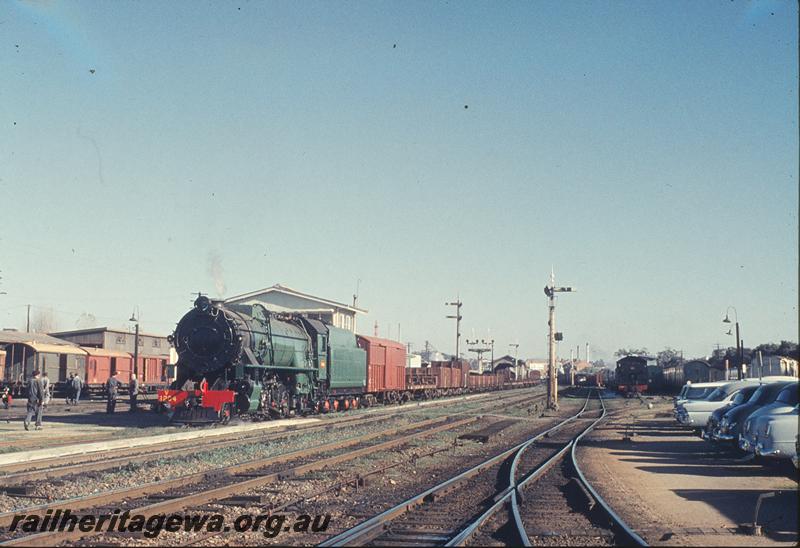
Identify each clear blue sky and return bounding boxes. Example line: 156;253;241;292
1;1;797;362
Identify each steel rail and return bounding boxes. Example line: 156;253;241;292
4;388;536;484
320;392;595;548
0;386;544;477
0;413;475;533
571;395;649;547
0;415;479;547
446;391;599;547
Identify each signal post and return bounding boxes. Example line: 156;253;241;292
544;272;575;410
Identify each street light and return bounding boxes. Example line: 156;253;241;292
130;307;140;377
722;306;742;380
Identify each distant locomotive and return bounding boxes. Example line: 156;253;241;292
615;356;652;395
158;297;538;423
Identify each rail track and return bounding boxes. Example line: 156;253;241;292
318;389;646;547
0;388;549;546
0;386;544;478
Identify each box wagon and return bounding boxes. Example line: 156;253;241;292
356;335;406;403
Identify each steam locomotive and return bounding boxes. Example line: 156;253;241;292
158;296;370;423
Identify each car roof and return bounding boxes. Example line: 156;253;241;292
684;381;726;388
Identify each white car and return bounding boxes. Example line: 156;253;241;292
676;380;760;429
673;381;727;416
739;383;799;455
755;407;799;460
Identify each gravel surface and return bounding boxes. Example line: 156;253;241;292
0;388;546;514
577;398;798;547
73;390;568;546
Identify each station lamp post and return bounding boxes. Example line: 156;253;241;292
723;307;742;380
129;307;140;376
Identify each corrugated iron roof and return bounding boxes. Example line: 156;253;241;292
225;284;368;314
25;342;88;355
50;327;169;339
80;347;132;358
0;331;79;346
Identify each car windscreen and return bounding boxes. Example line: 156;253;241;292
686;387;709;399
731;391;749;405
748;385;768;404
775;385;799;406
759;382;792;403
735;385;758;402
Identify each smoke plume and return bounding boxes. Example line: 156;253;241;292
207;251;227;297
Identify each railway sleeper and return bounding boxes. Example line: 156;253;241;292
564;477;596;513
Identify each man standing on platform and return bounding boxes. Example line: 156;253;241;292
129;373;139;412
106;373;120;414
72;373;83;405
24;370;44;430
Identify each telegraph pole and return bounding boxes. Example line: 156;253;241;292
544;271;575;410
27;304;31;332
446;298;463;363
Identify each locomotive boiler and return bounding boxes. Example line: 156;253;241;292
158;296;365;423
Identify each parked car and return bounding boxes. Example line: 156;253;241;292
676;379;760;429
702;384;761;441
673;381;727;417
739;383;799;454
755;406;799;461
712;380;795;444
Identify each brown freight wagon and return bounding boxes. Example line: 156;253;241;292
84;347;133;384
407;366;436;389
135;355;170;386
356;335;406;395
430;365;451;388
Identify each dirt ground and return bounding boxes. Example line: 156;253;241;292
579;398;798;546
0;398;175;453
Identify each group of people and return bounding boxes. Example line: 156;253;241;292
19;371;143;430
105;372;140;414
66;373;83;405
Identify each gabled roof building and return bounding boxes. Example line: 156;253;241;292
225;284;367;333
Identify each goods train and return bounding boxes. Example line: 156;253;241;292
615;356;652;395
158;297;536;423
